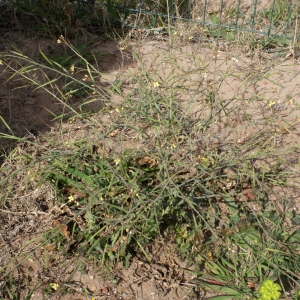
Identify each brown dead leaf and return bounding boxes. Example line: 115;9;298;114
43;243;57;251
246;278;258;289
135;155;158;167
243;188;255;200
53;220;70;240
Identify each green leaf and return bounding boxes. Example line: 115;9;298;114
194;279;239;294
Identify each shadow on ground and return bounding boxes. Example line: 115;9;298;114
0;29;132;160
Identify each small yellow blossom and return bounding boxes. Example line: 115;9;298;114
67;195;75;203
49;283;59;290
188;36;194;41
115;107;124;113
114;158;121;165
130;189;139;197
82;74;90;82
27;171;34;181
269;100;276;107
153;81;160;88
69;64;74;74
57;35;65;44
197;155;213;167
0;60;3;65
109;129;119;137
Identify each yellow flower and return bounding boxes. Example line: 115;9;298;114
67;195;75;203
258;280;281;300
82;74;90;81
114;158;121;165
49;283;59;290
268;100;276;107
0;60;3;65
27;171;34;181
130;189;139;197
197;155;211;167
115;107;124;113
109;129;118;137
69;64;74;74
57;35;64;44
153;81;160;88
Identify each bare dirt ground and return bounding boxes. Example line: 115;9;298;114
1;25;300;299
0;30;133;154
